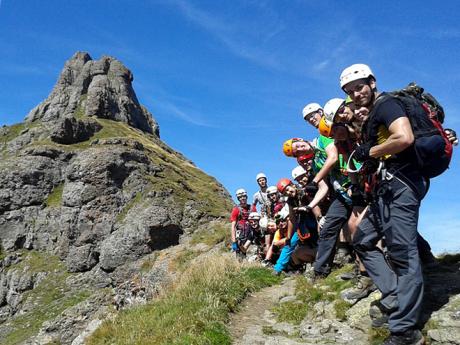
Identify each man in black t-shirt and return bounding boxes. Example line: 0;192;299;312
339;64;426;345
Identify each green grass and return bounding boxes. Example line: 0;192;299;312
190;222;230;247
169;249;199;272
140;253;159;272
334;299;352;321
45;183;64;208
368;327;390;345
1;123;26;143
273;300;308;324
87;256;282;345
2;250;91;345
273;265;354;324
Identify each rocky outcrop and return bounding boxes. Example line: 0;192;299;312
26;52;160;136
0;52;232;343
50;117;102;144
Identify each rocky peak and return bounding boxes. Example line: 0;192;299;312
26;51;159;136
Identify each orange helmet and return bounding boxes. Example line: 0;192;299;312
318;116;332;138
277;178;292;193
283;138;303;157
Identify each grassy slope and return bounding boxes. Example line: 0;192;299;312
1;251;92;345
87;255;282;345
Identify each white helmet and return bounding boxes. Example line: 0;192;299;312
276;205;290;220
266;186;278;195
235;188;247;198
248;212;261;221
324;98;345;123
256;173;267;181
302;103;322;119
291;166;307;180
340;64;374;89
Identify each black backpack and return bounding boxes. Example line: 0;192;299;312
373;83;452;178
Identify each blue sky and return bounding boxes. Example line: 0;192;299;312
1;0;459;253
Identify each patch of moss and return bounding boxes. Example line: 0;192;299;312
334;299;352;321
45;183;64;208
273;300;308;324
116;192;143;223
169;249;199;272
140;253;159;272
368;327;390;345
262;325;277;335
2;251;91;345
1;123;26;143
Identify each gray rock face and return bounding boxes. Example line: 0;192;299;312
50;117;102;144
0;52;232;344
26;52;160;136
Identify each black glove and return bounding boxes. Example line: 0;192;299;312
304;181;318;195
350;185;366;206
353;143;372;162
361;158;379;174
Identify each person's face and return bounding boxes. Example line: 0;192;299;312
257;177;267;188
237;195;247;205
278;219;288;230
332;123;349;141
297;158;313;172
249;219;259;229
284;185;297;198
292;141;312;157
268;192;278;202
295;174;309;187
304;111;322;128
335;104;354;123
267;222;277;234
343;78;375;107
353;106;370;123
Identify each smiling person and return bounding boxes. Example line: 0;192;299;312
252;173;269;217
340;63;426;345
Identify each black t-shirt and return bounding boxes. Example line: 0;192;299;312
364;93;418;170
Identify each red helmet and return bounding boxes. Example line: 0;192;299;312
277;178;292;193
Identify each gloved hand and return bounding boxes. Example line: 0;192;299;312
350;185;366;206
445;128;459;146
304;181;318;195
353;142;372;162
362;158;379;174
231;242;239;252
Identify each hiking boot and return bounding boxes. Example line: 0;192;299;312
312;271;328;282
382;329;424;345
272;270;282;277
369;300;394;328
338;271;357;281
342;275;377;301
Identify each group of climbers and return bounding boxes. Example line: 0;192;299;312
230;63;457;345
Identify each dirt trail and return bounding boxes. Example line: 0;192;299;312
228;277;298;345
